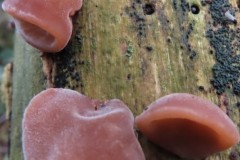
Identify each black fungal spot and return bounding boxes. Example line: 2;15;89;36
158;4;171;33
233;82;240;96
229;150;240;160
173;0;177;10
201;1;206;6
145;46;153;52
206;0;240;95
167;37;171;43
236;102;240;108
185;22;198;60
209;49;214;54
198;86;205;92
171;0;199;60
189;50;197;60
125;0;147;42
52;28;83;90
143;3;155;15
191;4;200;14
233;19;238;25
127;74;132;80
172;0;190;16
209;0;236;25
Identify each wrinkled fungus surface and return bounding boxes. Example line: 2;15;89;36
136;93;239;159
22;88;145;160
2;0;83;52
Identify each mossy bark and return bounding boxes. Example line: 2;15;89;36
10;0;240;160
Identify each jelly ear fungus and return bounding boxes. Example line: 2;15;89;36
2;0;83;52
135;93;240;160
22;88;145;160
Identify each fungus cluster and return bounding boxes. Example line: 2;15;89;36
2;0;83;52
2;1;237;158
22;88;145;160
23;89;239;159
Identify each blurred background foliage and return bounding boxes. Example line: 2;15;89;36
0;0;14;159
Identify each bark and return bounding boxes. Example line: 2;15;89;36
9;35;45;160
9;0;240;160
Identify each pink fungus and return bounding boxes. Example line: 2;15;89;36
22;88;145;160
136;93;240;159
2;0;83;52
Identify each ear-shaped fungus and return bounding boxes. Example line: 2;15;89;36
135;93;240;159
2;0;82;52
22;88;145;160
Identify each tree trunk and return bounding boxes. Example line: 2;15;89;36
9;0;240;159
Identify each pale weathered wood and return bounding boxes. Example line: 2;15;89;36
10;0;240;160
10;35;45;160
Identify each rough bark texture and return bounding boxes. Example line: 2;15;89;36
9;0;240;160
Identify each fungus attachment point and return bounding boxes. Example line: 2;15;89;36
23;88;145;160
2;0;83;52
136;93;240;159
